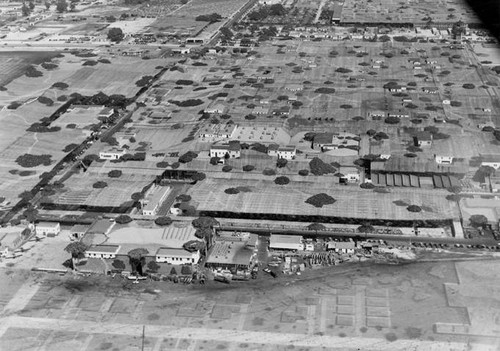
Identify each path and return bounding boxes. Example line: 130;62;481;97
0;315;473;351
313;0;327;24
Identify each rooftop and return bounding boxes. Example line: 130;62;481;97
143;186;171;212
270;234;302;246
206;240;254;266
87;219;115;235
156;247;195;258
36;221;59;228
86;244;120;254
107;222;197;247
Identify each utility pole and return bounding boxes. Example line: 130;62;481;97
141;325;145;351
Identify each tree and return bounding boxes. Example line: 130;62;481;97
45;1;50;9
70;1;75;11
108;170;122;178
147;260;160;273
469;214;488;228
274;176;290;185
305;193;336;208
127;248;149;275
112;259;126;271
357;224;375;233
29;1;35;10
64;242;88;272
183;240;206;253
56;0;67;13
276;158;288;168
115;215;132;224
22;3;30;16
307;223;326;231
155;216;173;226
107;27;124;43
210;156;220;165
309;157;335;176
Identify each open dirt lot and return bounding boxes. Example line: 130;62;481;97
0;257;498;350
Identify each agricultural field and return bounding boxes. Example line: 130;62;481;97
0;51;60;88
341;0;479;24
188;177;458;221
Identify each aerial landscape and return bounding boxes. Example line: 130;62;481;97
0;0;499;349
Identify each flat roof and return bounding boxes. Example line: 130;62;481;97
206;240;253;266
156;247;194;258
70;224;89;233
107;222;197;247
270;234;302;246
36;221;59;228
86;244;120;254
143;186;171;212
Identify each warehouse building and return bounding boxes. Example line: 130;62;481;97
269;234;303;251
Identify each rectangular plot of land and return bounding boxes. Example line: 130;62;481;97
337;296;354;305
281;311;306;323
78;296;106;312
366;297;388;307
305;297;319;306
177;306;206;318
45;297;68;309
366;288;388;298
336;315;354;326
367;316;391;328
235;295;251;304
352;277;372;285
366;306;390;317
0;327;45;351
337;305;354;315
109;298;136;313
318;288;337;296
211;305;239;319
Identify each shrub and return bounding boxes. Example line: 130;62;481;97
407;205;422;212
360;182;375;189
108;170;122;178
115;215;132;224
82;60;98;66
262;169;276;176
112;259;126;270
384;116;400;124
305;193;336;208
276;158;288;168
52;82;69;90
242;165;255;172
168;99;204;107
171;162;180;169
25;65;43;77
38;96;54;106
462;83;475;89
176;79;194;85
92;181;108;188
274;176;290;185
309;157;335;176
135;75;153;87
225;187;240;194
315;87;336;94
222;165;232;172
336;67;352;73
155;216;173;226
156;161;169;168
178;151;198;163
298;169;309;176
469;214;488;227
191;172;206;181
147;261;160;273
15;154;52;168
210;156;221;165
7;102;22;109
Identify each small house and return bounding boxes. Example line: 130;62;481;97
210;142;241;158
35;222;61;236
85;245;120;259
99;148;126;160
327;241;355;254
414;131;433;147
155;247;200;264
481;154;500;170
267;145;296;160
435;155;453;164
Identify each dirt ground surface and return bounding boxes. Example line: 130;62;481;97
0;257;499;351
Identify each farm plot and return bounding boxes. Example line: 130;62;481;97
4;54;164;99
341;0;478;24
48;172;154;208
0;51;60;88
189;178;459;220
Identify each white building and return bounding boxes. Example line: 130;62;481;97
35;222;61;236
267;145;296;160
435;155;454;164
198;124;237;140
156;247;200;264
210;143;241;158
339;166;360;183
85;245;121;259
327;241;355;254
141;186;172;216
269;234;303;251
481;154;500;170
99;148;126;160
